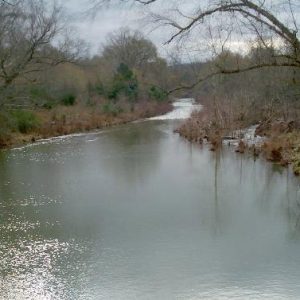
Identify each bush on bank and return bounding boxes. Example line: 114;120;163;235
0;109;40;146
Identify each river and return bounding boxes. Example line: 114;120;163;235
0;99;300;299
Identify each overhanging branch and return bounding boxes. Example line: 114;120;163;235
168;62;300;94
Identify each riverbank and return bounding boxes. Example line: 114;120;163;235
0;101;172;150
177;106;300;176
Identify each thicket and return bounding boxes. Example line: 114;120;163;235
0;109;40;145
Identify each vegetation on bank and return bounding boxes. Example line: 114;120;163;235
0;102;172;148
175;46;300;175
0;1;175;148
177;97;300;177
177;108;300;175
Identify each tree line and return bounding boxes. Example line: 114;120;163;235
0;0;178;146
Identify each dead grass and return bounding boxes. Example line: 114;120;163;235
177;98;300;176
2;101;172;149
176;106;230;151
260;131;300;173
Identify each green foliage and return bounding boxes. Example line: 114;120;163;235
61;93;76;106
292;143;300;175
0;111;14;145
126;81;138;100
28;85;58;109
42;102;54;109
88;82;106;96
11;110;40;134
107;63;139;101
95;83;105;95
149;86;167;102
117;63;134;80
30;86;48;99
107;82;122;100
102;102;123;116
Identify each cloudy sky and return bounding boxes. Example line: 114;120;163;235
62;0;217;61
63;0;176;57
62;0;300;61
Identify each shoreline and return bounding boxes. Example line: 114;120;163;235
1;102;173;151
176;109;300;177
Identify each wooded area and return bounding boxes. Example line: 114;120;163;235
0;1;176;147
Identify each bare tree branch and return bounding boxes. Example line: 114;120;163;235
168;61;300;94
0;0;84;89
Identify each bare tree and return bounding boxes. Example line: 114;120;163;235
0;0;84;90
101;28;158;70
91;0;300;91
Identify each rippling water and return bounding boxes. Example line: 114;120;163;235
1;100;300;299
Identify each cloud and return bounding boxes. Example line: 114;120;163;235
62;0;187;57
62;0;174;55
62;0;300;60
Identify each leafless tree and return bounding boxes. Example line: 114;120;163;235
91;0;300;91
101;28;158;70
0;0;84;90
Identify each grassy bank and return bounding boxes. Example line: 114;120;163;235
176;100;300;176
0;101;172;149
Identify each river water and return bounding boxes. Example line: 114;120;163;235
1;99;300;299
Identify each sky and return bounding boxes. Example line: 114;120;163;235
63;0;213;61
64;0;174;57
63;0;300;61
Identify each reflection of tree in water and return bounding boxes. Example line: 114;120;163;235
285;171;300;239
206;148;300;239
213;150;221;235
93;122;166;185
208;149;223;236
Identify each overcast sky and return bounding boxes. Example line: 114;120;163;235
63;0;175;57
63;0;300;61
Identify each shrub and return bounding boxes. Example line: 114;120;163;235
293;152;300;176
11;110;40;134
125;81;138;101
88;82;106;96
107;85;120;100
106;63;139;102
0;111;14;146
29;86;57;108
30;86;48;99
95;83;105;96
61;93;76;106
149;86;167;102
117;63;134;80
102;102;123;116
42;102;54;110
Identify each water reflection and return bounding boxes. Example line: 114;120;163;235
0;118;300;299
213;150;221;235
